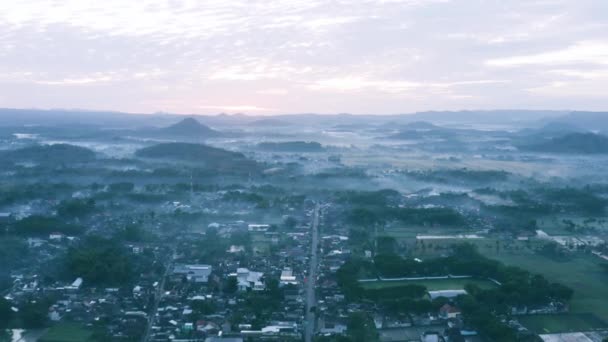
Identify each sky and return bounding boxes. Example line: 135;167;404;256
0;0;607;115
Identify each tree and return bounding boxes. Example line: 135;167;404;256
376;236;398;255
224;277;238;294
56;199;95;218
284;216;297;229
347;312;378;342
20;301;49;328
0;298;12;328
65;236;134;286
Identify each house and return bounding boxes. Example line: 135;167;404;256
173;264;213;283
421;332;442;342
439;303;461;319
280;268;298;286
248;224;270;232
49;232;64;241
204;337;243;342
227;245;245;253
232;268;265;292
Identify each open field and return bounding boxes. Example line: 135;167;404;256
39;323;93;342
361;277;498;291
481;251;608;323
519;313;608;334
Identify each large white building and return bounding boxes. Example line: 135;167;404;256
173;264;213;283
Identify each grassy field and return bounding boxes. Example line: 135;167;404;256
519;313;608;334
481;250;608;323
251;232;272;254
39;323;93;342
361;277;498;291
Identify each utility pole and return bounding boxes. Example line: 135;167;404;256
190;171;194;200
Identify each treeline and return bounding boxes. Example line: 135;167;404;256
0;143;96;165
405;168;511;184
341;244;573;306
256;141;324;152
11;215;84;236
477;185;607;219
346;206;466;227
64;236;134;286
135;142;259;173
337;244;573;341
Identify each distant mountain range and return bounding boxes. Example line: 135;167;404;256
540;111;608;132
0;108;606;130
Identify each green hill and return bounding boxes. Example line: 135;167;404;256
0;144;96;164
135;142;257;171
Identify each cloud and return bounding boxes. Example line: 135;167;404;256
0;0;607;113
486;41;608;67
198;105;276;112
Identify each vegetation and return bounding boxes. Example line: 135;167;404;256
56;199;96;218
405;168;511;184
522;132;608;154
346;206;466;227
346;312;379;342
39;323;93;342
337;244;573;341
0;297;12;328
0;144;96;164
65;236;134;286
257;141;324;152
13;215;84;236
135;143;258;172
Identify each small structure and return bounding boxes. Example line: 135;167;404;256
439;303;461;319
68;277;83;291
248;224;270;232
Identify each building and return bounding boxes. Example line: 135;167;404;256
421;332;442;342
280;268;298;286
248;224;270;232
173;264;213;283
232;268;265;292
438;303;461;319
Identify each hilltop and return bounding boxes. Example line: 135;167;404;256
160;118;222;138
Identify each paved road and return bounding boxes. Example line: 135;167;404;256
142;249;173;342
305;203;320;342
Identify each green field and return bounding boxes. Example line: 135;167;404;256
361;277;498;291
39;323;93;342
519;313;608;334
481;250;608;323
